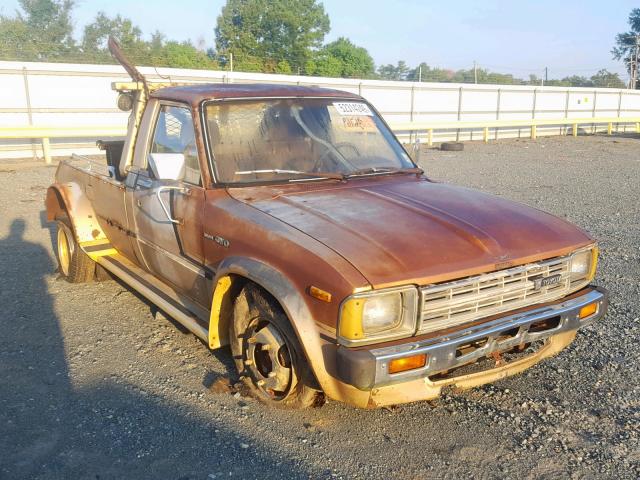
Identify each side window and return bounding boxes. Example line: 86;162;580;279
149;105;201;185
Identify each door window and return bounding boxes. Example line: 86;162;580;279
149;105;201;185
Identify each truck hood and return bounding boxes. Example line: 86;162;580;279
228;177;592;288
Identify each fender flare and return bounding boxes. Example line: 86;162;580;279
45;183;112;258
209;256;346;398
45;185;72;226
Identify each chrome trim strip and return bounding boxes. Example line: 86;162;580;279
369;287;607;388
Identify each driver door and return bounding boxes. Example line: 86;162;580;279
128;103;210;307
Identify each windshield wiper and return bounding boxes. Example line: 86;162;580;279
235;169;345;181
346;166;424;178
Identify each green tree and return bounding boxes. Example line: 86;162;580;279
309;37;374;78
560;75;592;87
0;17;33;60
544;79;572;87
428;68;455;82
612;8;640;83
407;63;455;83
377;61;410;80
274;59;292;74
0;0;76;61
451;68;476;83
406;62;427;81
483;71;519;85
590;69;625;88
155;41;219;69
0;1;217;69
81;12;146;63
306;53;341;77
81;13;217;69
215;0;330;72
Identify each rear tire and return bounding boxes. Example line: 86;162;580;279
55;216;95;283
230;284;323;409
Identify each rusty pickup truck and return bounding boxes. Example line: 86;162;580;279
45;40;608;408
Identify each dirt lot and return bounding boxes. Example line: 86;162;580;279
1;135;638;479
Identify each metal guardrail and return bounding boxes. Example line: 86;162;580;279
1;116;639;164
0;125;126;164
390;117;640;146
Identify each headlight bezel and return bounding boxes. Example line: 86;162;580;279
569;244;599;287
338;285;419;347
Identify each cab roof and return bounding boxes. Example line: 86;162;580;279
150;83;362;107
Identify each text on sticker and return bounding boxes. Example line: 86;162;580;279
340;116;377;132
333;102;373;116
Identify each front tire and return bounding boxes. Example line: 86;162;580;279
55;216;95;283
230;285;323;409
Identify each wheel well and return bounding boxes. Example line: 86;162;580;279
223;277;322;392
45;187;68;223
210;275;296;347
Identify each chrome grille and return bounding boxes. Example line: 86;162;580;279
418;256;587;334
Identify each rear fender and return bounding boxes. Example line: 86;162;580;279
45;183;112;257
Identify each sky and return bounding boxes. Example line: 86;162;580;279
0;0;636;80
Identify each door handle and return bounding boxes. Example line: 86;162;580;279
155;185;188;224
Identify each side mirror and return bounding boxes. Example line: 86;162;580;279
148;153;185;181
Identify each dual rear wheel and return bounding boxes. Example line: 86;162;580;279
55;216;96;283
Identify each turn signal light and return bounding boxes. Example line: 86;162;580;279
388;353;427;374
579;302;598;319
309;286;332;303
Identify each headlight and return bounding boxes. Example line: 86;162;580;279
569;245;598;283
338;286;418;346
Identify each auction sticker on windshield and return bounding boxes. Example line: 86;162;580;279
333;102;374;116
339;116;377;132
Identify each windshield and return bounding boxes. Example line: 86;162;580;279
204;98;415;184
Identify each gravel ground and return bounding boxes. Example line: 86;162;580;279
0;134;638;479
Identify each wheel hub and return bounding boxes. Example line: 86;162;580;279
245;322;293;397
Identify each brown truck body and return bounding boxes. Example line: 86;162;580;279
45;80;608;409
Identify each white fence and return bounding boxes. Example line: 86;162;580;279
2;60;640;160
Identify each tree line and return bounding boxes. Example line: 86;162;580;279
0;0;629;88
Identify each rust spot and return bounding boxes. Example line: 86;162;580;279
495;261;514;270
92;229;100;238
490;351;505;367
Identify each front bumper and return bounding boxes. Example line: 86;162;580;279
337;286;608;391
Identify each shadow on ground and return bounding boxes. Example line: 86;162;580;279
0;218;310;480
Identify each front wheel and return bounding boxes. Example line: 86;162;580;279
230;285;323;408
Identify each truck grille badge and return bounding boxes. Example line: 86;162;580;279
533;273;562;291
